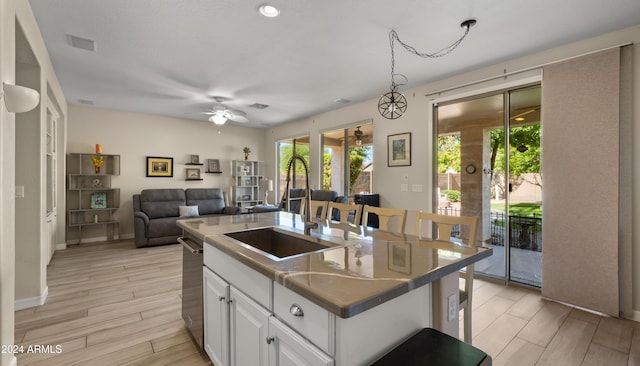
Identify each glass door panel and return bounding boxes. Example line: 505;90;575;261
321;124;373;203
507;87;542;287
435;85;542;287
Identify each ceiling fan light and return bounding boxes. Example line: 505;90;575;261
209;114;227;125
258;4;280;17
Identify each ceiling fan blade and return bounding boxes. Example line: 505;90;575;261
227;114;249;123
226;108;246;117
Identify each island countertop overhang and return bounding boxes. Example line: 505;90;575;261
178;212;492;318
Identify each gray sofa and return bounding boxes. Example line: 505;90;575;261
133;188;241;248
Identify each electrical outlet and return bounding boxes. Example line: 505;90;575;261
448;294;458;321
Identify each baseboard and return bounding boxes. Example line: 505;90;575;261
15;286;48;310
7;355;17;366
55;242;67;250
66;233;131;245
625;310;640;322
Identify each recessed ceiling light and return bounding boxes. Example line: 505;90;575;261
258;4;280;18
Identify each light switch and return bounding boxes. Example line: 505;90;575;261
411;184;423;193
16;185;25;198
400;183;408;192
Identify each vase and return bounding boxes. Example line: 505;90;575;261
95;166;100;174
244;154;249;160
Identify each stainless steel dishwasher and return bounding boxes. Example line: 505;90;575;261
179;234;204;350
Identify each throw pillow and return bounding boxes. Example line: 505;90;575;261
179;205;199;217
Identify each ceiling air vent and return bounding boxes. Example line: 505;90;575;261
77;99;94;105
68;35;96;52
334;98;351;104
249;103;269;109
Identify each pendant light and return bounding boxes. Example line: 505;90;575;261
378;19;477;120
354;126;364;146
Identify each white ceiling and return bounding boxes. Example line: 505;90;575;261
29;0;640;128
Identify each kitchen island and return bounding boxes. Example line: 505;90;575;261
178;211;492;366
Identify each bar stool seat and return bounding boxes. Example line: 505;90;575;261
370;328;492;366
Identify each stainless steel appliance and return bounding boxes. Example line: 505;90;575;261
179;234;204;349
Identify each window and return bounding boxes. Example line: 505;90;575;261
320;123;373;202
276;136;309;206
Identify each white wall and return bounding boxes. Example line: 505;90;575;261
67;104;266;240
1;0;68;364
264;25;640;315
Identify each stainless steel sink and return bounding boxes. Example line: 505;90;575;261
223;227;336;260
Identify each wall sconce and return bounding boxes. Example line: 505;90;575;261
1;82;40;113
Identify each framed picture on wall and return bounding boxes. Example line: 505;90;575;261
387;132;411;167
146;156;173;177
186;168;201;180
207;159;221;173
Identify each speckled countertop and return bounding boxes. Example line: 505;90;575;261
177;211;492;318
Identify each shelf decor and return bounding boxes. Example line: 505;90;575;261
243;147;251;160
146;156;173;177
91;192;107;209
186;168;201;180
92;155;104;174
207;159;221;173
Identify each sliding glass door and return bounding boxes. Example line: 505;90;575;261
320;123;373;202
435;85;542;287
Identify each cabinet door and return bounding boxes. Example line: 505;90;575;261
230;287;271;366
204;268;230;366
268;317;333;366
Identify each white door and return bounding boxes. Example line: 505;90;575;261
268;317;333;366
45;105;58;263
230;287;271;366
203;267;230;366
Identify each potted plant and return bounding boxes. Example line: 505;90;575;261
243;147;251;160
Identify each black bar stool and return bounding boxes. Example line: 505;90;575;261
370;328;492;366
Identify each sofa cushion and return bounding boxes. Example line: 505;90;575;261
147;216;183;238
186;188;226;215
140;189;186;219
179;205;200;217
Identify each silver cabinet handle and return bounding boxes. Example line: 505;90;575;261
289;304;304;317
219;296;225;302
178;237;202;255
266;336;275;344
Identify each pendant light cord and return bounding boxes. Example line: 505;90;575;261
388;19;476;91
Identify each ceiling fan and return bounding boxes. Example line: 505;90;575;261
202;96;249;125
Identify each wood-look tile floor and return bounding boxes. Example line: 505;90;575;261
467;279;640;366
14;239;640;365
14;240;212;366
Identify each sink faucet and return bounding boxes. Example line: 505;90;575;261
284;154;318;235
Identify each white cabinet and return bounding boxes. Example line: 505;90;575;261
204;266;272;366
231;160;262;212
230;287;271;366
268;317;334;366
204;267;230;366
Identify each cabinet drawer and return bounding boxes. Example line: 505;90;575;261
204;243;272;309
274;282;333;355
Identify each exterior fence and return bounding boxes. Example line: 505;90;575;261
437;208;542;252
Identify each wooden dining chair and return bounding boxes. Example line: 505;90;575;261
362;206;407;233
300;200;329;221
327;201;362;224
415;211;479;344
310;200;329;221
